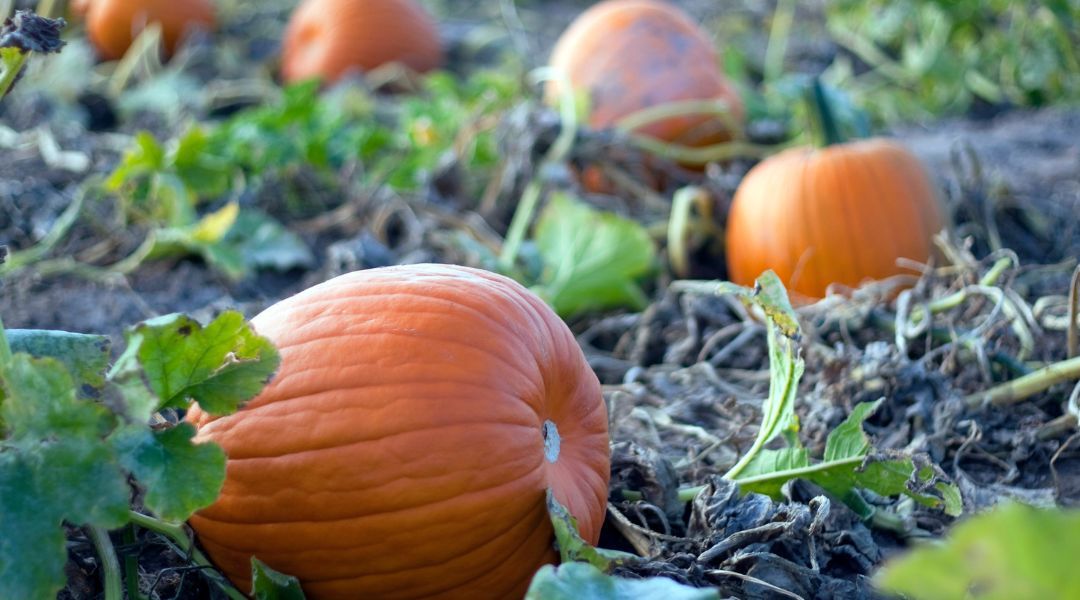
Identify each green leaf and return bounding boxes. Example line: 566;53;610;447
525;562;721;600
149;208;312;281
106;131;166;191
547;490;635;571
0;356;131;599
189;202;240;244
875;503;1080;600
1;354;113;440
532;193;656;317
736;450;958;518
738;447;810;478
6;329;111;397
732;402;959;517
110;423;226;522
251;557;307;600
116;311;279;415
0;455;68;599
210;209;315;274
823;399;882;461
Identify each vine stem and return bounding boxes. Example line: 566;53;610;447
35;0;61;18
123;526;146;600
497;66;578;272
626;135;779;165
763;0;796;84
127;511;247;600
807;77;843;147
89;527;123;600
1067;264;1080;358
964;355;1080;408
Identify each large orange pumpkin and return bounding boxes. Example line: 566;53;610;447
547;0;744;151
186;264;610;599
281;0;443;85
725;139;946;301
84;0;216;61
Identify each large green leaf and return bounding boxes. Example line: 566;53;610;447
110;423;226;522
875;503;1080;600
1;354;114;441
532;193;656;317
0;356;130;599
6;329;111;397
112;311;280;415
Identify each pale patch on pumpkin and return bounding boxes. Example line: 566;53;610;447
542;419;561;463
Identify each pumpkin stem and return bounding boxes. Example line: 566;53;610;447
806;77;844;147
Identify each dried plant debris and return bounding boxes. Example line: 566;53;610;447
0;10;66;54
611;478;888;600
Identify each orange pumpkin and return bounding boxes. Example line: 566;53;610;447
84;0;216;61
547;0;744;152
281;0;443;85
186;264;610;599
725;139;946;301
70;0;91;18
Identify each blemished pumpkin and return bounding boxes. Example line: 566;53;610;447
281;0;443;85
547;0;744;152
84;0;216;61
724;139;946;302
186;264;611;599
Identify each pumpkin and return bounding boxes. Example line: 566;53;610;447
70;0;90;18
547;0;744;154
724;138;946;301
84;0;216;61
186;264;610;599
281;0;443;85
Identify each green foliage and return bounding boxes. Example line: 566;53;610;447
735;399;962;518
825;0;1080;122
875;503;1080;600
531;193;657;317
104;69;522;280
251;558;306;600
106;130;313;281
5;329;110;397
0;313;278;598
674;272;961;519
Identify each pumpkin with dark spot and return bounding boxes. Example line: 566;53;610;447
547;0;744;152
186;264;610;599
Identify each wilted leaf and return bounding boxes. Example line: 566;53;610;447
525;562;720;600
547;490;634;570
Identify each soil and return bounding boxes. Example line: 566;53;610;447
3;1;1080;599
